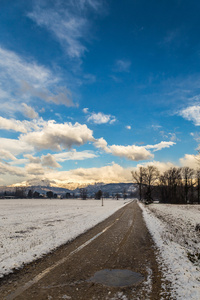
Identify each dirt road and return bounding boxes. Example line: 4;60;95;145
0;201;168;300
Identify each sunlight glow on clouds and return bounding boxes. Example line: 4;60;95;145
179;154;199;169
45;163;133;186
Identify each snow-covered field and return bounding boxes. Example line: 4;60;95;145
139;202;200;300
0;198;127;278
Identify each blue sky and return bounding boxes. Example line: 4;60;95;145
0;0;200;187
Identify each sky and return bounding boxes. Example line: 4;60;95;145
0;0;200;188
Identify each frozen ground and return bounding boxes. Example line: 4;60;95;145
139;202;200;300
0;198;127;278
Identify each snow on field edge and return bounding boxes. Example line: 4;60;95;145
138;202;200;300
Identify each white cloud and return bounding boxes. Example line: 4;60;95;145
28;1;104;59
0;116;27;133
20;121;94;151
114;59;131;72
54;150;97;161
109;144;154;161
41;154;61;169
179;154;199;169
83;107;89;113
20;81;75;107
22;103;38;119
0;161;25;177
83;108;116;124
28;4;88;58
179;105;200;126
94;139;175;161
24;153;61;170
0;47;76;113
0;138;34;156
146;141;175;152
24;154;41;164
0;116;46;133
125;125;131;130
78;0;103;11
136;161;176;173
0;150;17;161
0;47;51;85
94;137;111;153
25;163;45;175
46;163;133;186
87;112;116;124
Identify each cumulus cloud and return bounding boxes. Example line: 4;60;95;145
179;154;199;169
136;161;176;173
25;163;45;175
179;105;200;126
94;139;175;161
24;154;41;164
87;112;116;124
83;108;116;124
0;138;34;156
125;125;131;130
93;137;111;153
41;154;61;168
0;116;46;133
0;161;25;177
22;103;38;119
109;145;154;161
20;121;94;151
0;116;28;133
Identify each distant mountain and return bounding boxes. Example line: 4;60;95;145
0;182;137;197
75;183;136;196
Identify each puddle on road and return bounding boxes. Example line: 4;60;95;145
88;269;144;287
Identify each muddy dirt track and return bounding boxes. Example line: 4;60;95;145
0;201;169;300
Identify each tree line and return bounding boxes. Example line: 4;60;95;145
132;166;200;204
1;188;58;199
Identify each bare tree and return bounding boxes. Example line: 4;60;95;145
143;166;159;203
196;169;200;204
80;188;87;200
131;167;145;200
182;167;194;204
162;167;182;203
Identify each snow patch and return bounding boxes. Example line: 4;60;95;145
139;202;200;300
